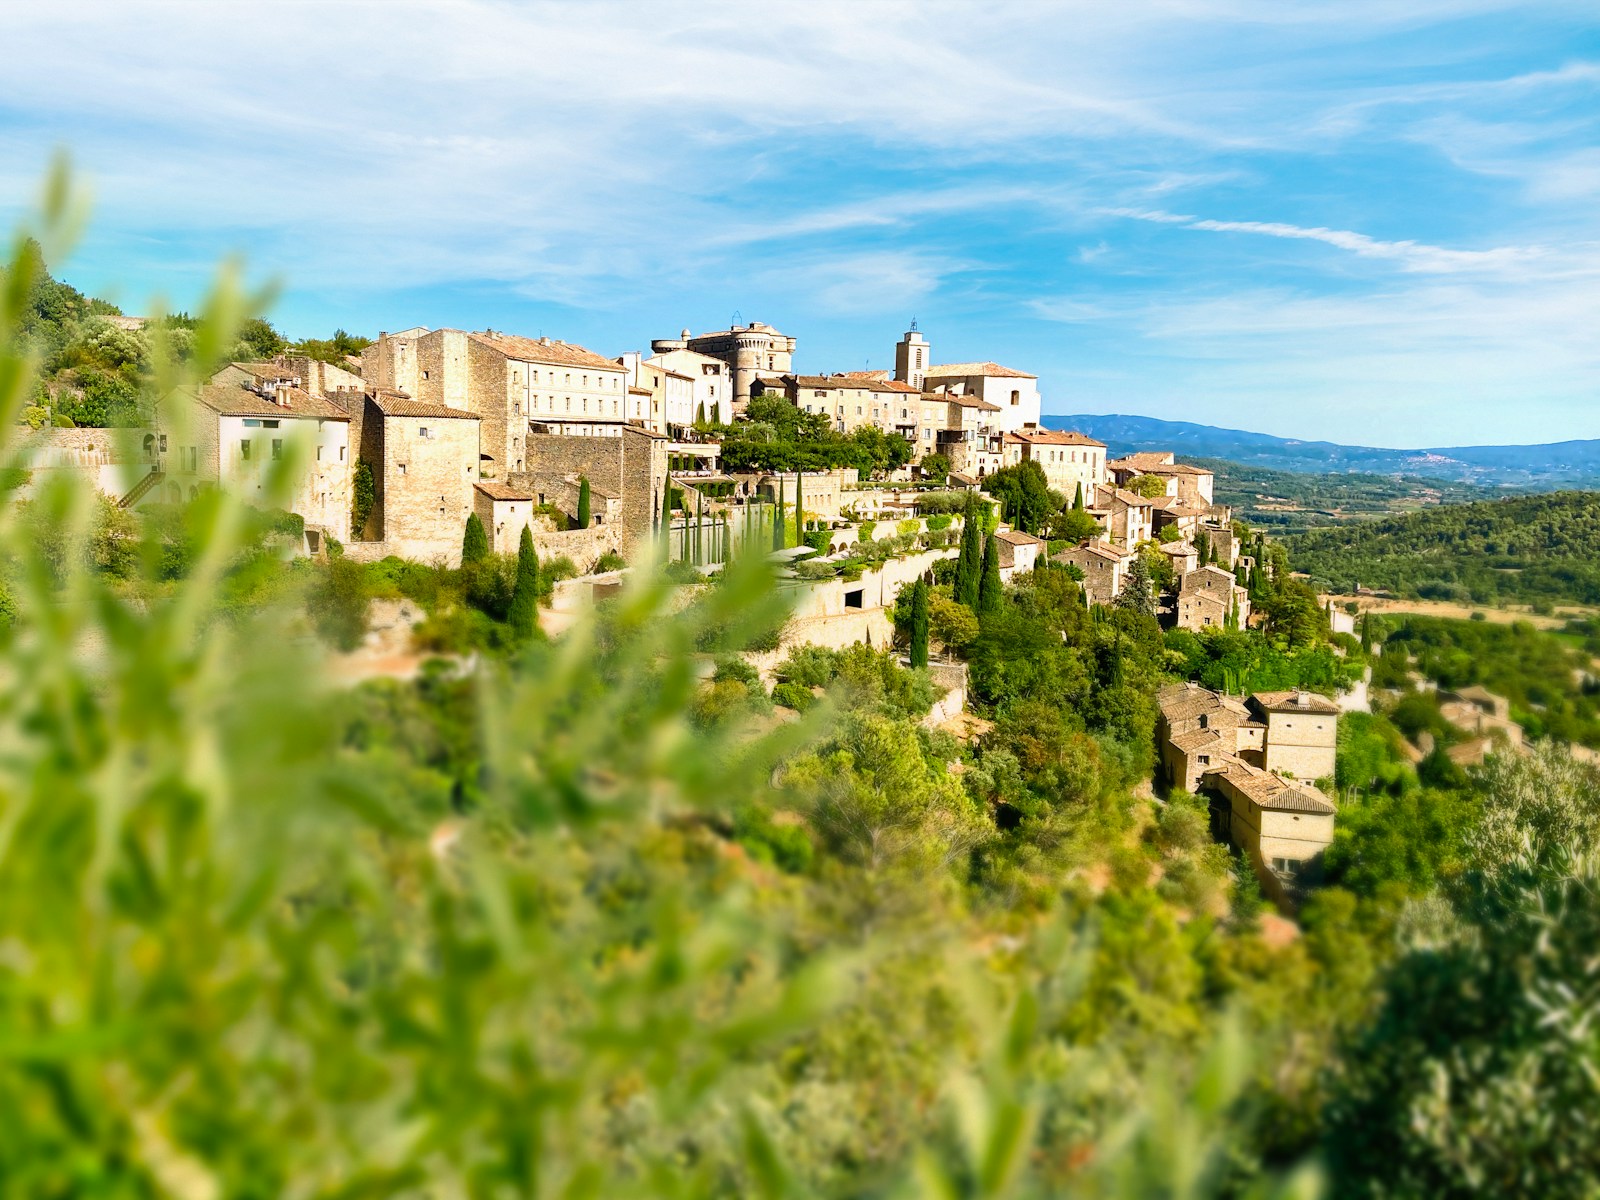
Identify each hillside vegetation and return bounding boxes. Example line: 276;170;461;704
1285;490;1600;607
1197;457;1496;533
0;241;365;427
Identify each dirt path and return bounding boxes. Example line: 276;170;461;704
1331;595;1597;631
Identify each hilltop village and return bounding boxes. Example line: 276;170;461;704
25;317;1336;905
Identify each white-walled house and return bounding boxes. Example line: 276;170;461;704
160;363;352;552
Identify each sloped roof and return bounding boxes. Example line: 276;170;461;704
1058;539;1128;563
474;481;533;501
1181;565;1240;593
929;392;1002;412
468;330;621;372
1158;540;1197;556
1251;690;1341;715
996;528;1046;546
1006;427;1105;447
790;374;907;393
1205;760;1336;814
923;361;1036;379
190;366;349;421
370;391;479;420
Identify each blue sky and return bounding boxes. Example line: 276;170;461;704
2;0;1596;446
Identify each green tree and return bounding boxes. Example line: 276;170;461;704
955;494;982;609
772;476;786;552
508;525;539;636
1129;474;1170;499
795;468;804;546
1073;481;1085;510
351;456;376;540
920;452;950;485
982;460;1057;534
910;578;930;668
1325;845;1600;1199
461;511;489;565
979;531;1003;615
576;476;592;529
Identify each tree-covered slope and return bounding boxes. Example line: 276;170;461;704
1197;457;1497;533
1284;490;1600;605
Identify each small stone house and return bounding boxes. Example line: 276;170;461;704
1054;539;1133;606
1174;564;1251;632
1204;759;1335;907
474;481;535;555
995;528;1045;581
1249;690;1340;781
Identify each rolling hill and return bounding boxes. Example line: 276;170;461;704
1042;413;1600;489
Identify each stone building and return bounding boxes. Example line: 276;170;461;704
619;352;696;435
1174;564;1251;632
995;528;1045;581
1054;539;1133;605
161;363;352;553
643;344;733;424
1109;452;1215;508
473;481;535;555
1249;690;1340;781
892;323;932;392
656;322;795;411
922;361;1041;434
1156;681;1339;907
1004;427;1107;501
1158;539;1198;578
1206;760;1336;906
350;390;481;564
362;328;630;476
761;373;917;437
516;425;669;548
1091;484;1154;548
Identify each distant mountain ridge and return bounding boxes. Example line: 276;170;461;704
1041;413;1600;488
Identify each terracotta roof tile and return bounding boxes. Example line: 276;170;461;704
1006;428;1105;447
468;330;621;373
923;361;1036;379
474;481;532;501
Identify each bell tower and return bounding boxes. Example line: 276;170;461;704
894;320;929;392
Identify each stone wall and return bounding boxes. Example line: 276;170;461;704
374;412;480;566
534;524;621;573
4;426;150;501
516;426;665;550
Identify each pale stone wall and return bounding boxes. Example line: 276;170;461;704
467;338;514;476
208;413;350;538
1262;711;1338;781
646;347;732;423
1220;781;1335;907
3;426;146;500
533;524;621;573
475;493;534;555
518;426;666;549
377;414;479;566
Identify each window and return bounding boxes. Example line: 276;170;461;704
1011;390;1020;405
240;440;251;460
844;588;863;610
914;349;923;368
1198;754;1210;765
398;463;407;475
419;426;430;438
316;446;323;461
158;434;168;452
423;370;430;380
339;446;346;461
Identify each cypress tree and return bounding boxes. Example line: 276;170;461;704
1073;481;1084;510
979;531;1003;615
696;400;706;426
721;517;730;564
461;512;488;565
576;476;592;529
1196;529;1210;567
795;470;804;547
910;578;930;668
955;493;982;609
660;474;673;555
694;490;703;564
772;477;786;552
508;525;539;636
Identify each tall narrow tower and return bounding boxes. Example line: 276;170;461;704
894;321;930;392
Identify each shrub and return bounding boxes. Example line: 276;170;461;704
771;680;815;712
793;559;837;580
593;550;626;573
308;556;370;650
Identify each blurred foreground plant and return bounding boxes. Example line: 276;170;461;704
0;167;1319;1198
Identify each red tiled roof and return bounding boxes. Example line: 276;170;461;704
923;361;1036;379
468;330;621;372
1006;428;1105;447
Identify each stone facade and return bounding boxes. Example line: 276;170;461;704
1175;564;1251;632
922;361;1041;434
1251;691;1340;781
1004;428;1107;501
517;426;668;550
1055;539;1133;606
995;528;1044;580
662;322;795;410
355;393;481;565
473;481;535;555
642;346;732;425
